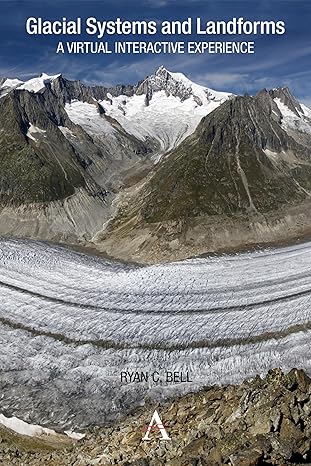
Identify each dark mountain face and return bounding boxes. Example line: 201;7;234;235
0;89;85;205
0;72;160;244
137;90;311;223
48;75;136;105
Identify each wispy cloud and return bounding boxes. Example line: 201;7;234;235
192;71;249;89
227;44;311;74
143;0;169;6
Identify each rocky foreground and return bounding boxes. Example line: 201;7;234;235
2;369;311;465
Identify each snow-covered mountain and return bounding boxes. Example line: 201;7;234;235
269;87;311;145
1;67;311;261
3;67;311;157
96;66;232;152
0;67;232;154
0;66;234;246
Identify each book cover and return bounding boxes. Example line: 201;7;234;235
0;1;310;465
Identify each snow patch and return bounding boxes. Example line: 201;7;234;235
59;126;77;139
65;101;116;137
0;413;85;440
300;103;311;118
27;124;47;142
264;148;280;159
1;78;23;90
100;90;224;153
0;414;57;437
274;98;298;119
64;430;86;440
274;98;311;135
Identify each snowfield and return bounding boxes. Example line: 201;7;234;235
274;97;311;135
64;101;117;137
0;238;311;430
100;86;229;153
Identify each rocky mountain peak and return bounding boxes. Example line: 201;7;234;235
155;64;169;75
1;68;231;112
135;65;196;103
269;86;303;117
135;66;230;106
198;91;289;154
254;88;283;121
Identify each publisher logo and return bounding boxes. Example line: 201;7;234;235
142;410;171;441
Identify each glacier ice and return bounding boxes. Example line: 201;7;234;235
0;238;311;430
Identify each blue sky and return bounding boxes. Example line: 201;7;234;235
0;0;311;105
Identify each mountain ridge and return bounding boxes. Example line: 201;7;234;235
0;67;311;262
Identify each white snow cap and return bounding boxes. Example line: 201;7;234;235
0;73;61;94
1;78;23;89
17;73;61;93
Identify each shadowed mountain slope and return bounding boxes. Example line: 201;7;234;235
96;88;311;262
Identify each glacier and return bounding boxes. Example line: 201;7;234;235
0;238;311;430
98;69;231;153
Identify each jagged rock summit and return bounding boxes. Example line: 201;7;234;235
136;65;231;106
